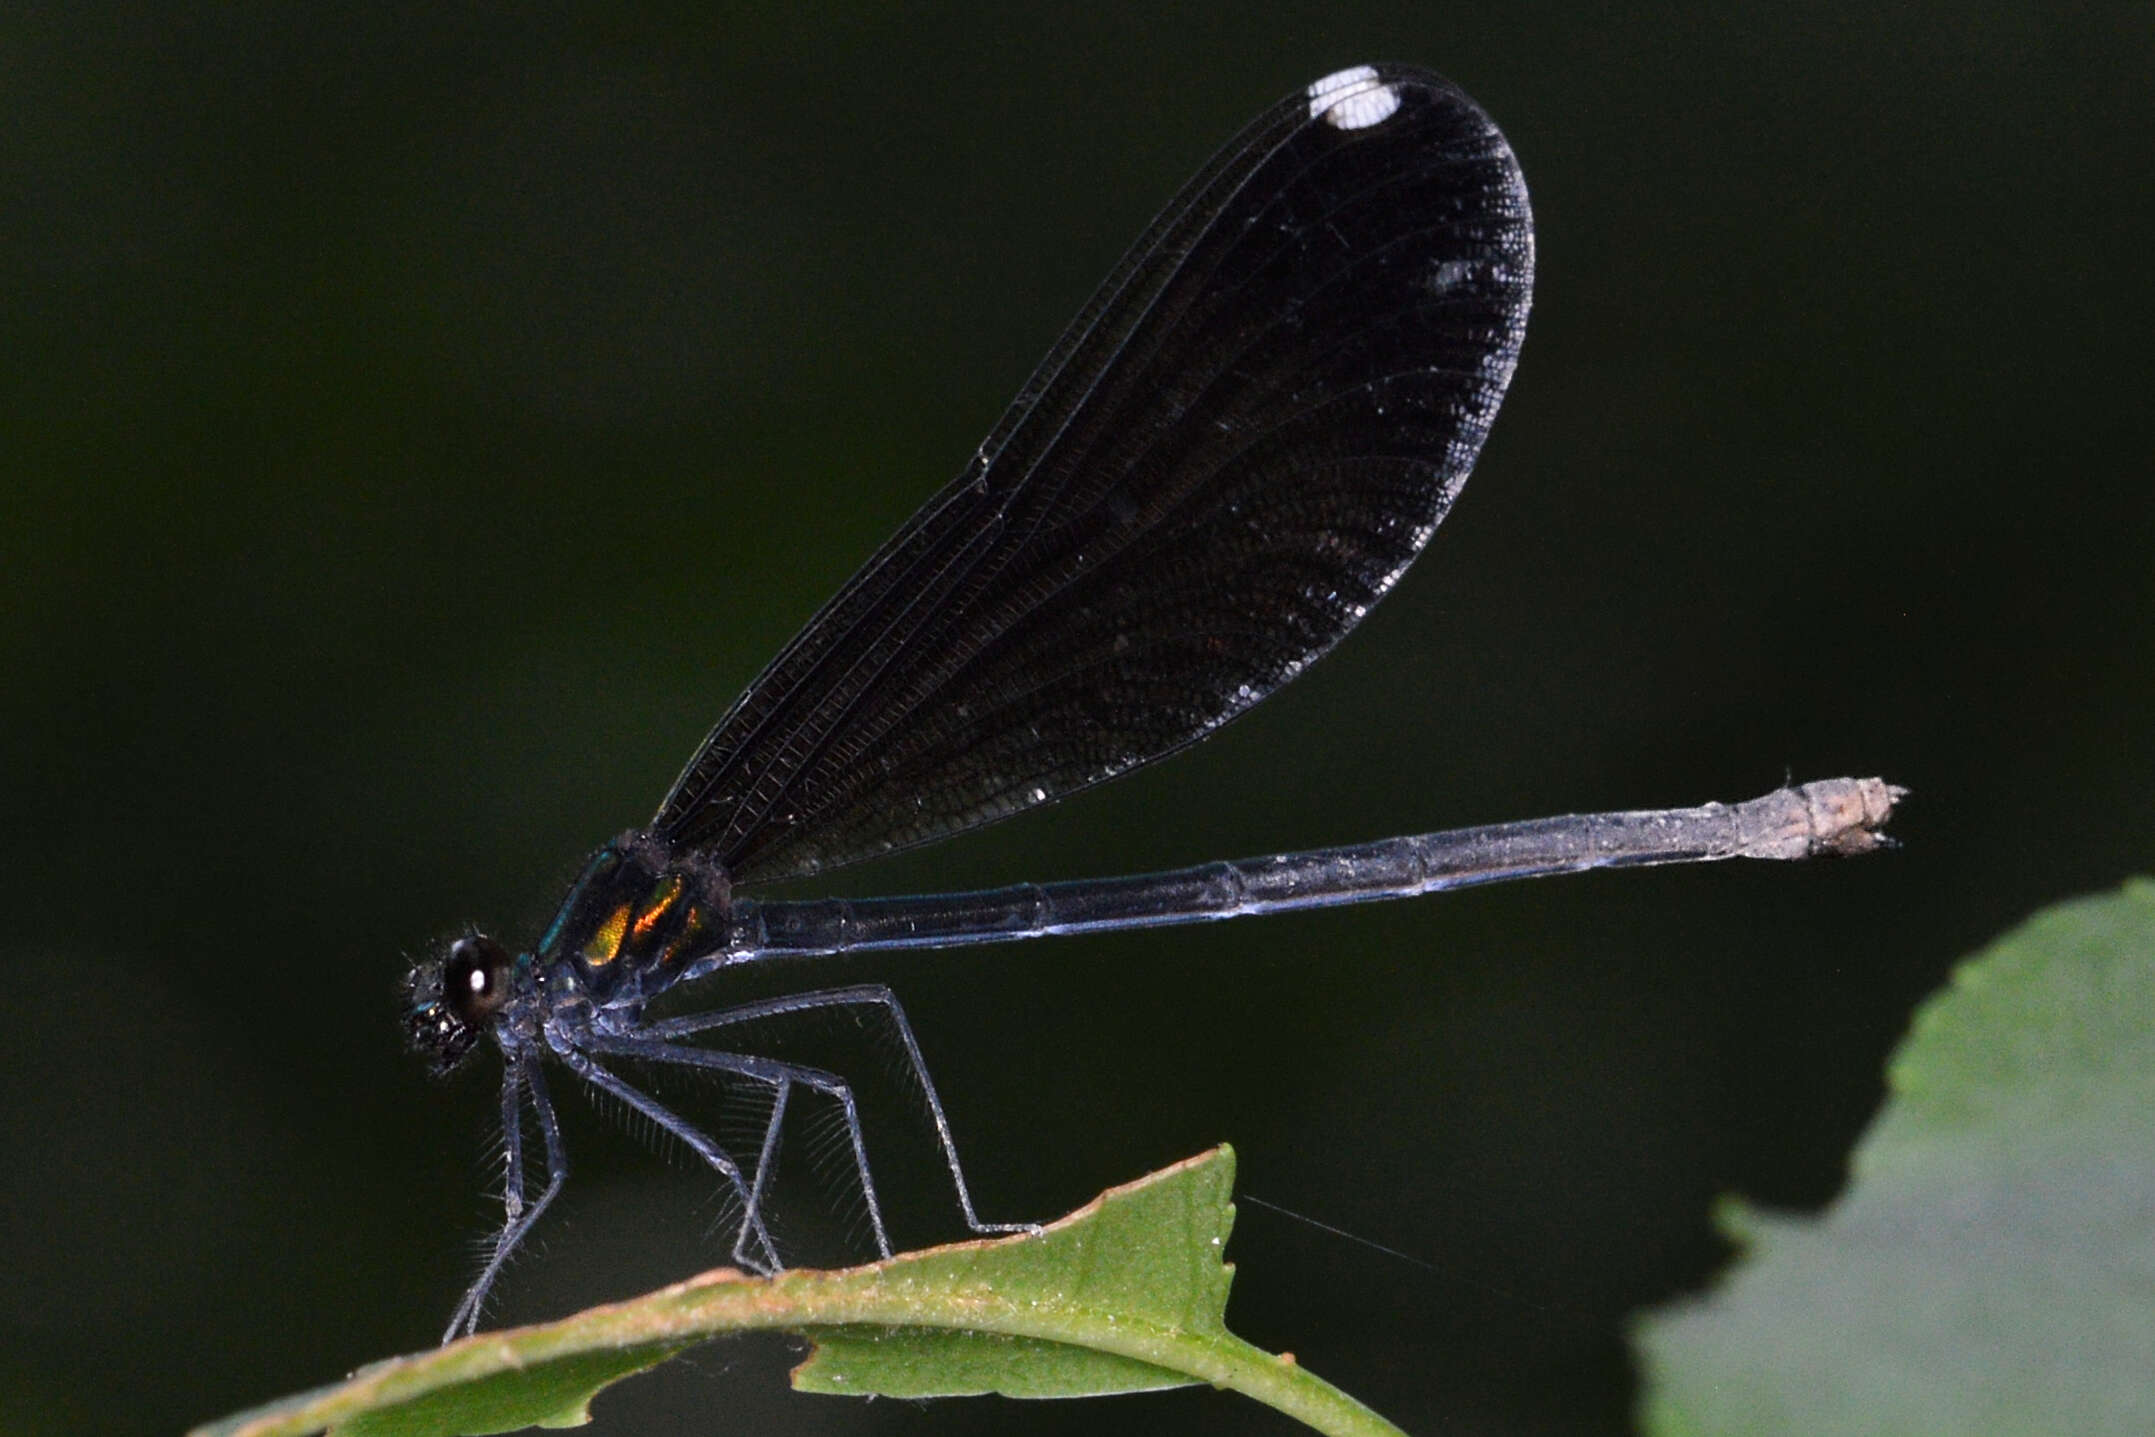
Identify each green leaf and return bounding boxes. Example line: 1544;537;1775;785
335;1347;693;1436
1635;877;2155;1436
193;1146;1405;1437
790;1131;1235;1400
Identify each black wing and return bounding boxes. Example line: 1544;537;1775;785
655;64;1533;883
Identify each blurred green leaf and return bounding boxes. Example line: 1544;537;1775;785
1636;877;2155;1435
194;1146;1403;1437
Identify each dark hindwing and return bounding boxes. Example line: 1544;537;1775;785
655;65;1534;882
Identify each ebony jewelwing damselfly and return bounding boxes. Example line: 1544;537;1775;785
404;63;1900;1342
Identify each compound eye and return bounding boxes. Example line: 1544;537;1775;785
445;935;512;1026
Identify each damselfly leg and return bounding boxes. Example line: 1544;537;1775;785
637;983;1035;1241
445;1060;565;1342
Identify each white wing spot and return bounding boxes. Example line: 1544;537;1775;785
1306;65;1402;130
1429;258;1477;294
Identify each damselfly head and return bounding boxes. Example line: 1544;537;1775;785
404;933;513;1072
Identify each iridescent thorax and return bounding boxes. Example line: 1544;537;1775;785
536;830;732;1003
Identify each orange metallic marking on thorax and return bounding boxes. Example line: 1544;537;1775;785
631;873;686;942
674;906;707;953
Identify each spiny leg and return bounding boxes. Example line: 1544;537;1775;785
639;983;1033;1238
445;1059;568;1343
579;1033;892;1265
554;1045;781;1273
751;1077;792;1257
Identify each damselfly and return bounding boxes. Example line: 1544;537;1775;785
404;63;1898;1341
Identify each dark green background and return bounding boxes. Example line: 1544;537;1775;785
6;3;2149;1434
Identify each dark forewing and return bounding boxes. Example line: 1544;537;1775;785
656;64;1534;882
